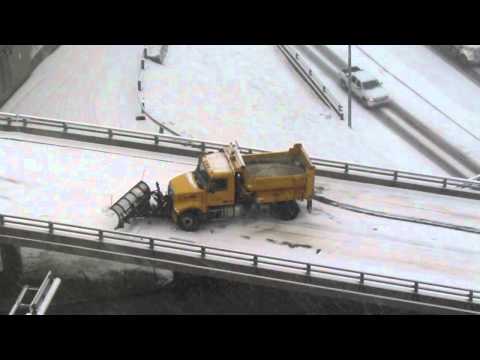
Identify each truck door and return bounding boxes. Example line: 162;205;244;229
207;176;235;207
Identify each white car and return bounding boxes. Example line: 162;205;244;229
338;66;390;108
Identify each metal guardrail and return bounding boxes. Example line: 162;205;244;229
0;213;478;310
1;112;480;196
137;46;179;136
278;45;344;121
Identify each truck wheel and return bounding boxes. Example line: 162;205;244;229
271;201;300;221
178;210;200;232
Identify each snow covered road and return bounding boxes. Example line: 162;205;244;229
1;135;479;290
324;45;480;174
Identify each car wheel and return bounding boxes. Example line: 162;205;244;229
178;210;200;231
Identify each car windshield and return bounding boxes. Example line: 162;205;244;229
193;159;209;189
362;80;381;90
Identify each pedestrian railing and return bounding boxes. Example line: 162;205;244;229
0;213;478;308
1;112;480;196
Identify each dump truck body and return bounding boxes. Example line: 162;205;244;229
111;143;315;231
240;144;315;204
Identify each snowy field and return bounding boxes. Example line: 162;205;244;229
142;45;446;175
1;134;480;290
1;45;159;133
325;45;480;165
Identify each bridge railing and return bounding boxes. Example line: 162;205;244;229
1;213;478;306
1;112;480;194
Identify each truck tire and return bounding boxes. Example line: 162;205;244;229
270;201;300;221
178;210;201;232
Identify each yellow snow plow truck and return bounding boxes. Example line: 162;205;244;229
111;143;315;231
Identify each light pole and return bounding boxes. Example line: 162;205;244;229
347;45;352;129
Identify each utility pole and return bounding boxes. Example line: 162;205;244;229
347;45;352;129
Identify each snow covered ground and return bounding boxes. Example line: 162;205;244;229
1;45;451;176
2;45;480;298
325;45;480;165
1;134;479;290
1;45;159;133
142;45;446;175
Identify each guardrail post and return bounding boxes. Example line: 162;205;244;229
442;178;448;189
253;255;258;267
22;118;27;127
144;48;147;58
98;230;103;242
200;142;205;154
149;238;154;250
200;246;206;259
338;105;344;120
359;272;365;285
141;59;145;70
295;53;299;60
413;281;419;294
62;122;68;133
469;290;474;303
159;126;164;134
393;171;398;182
48;222;54;235
108;129;113;140
306;263;311;276
137;81;142;92
344;164;349;174
6;118;11;127
308;69;312;77
0;215;4;226
154;135;159;145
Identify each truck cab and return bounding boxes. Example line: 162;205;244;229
168;150;236;230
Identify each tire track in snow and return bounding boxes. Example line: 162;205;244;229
355;45;480;144
309;45;479;177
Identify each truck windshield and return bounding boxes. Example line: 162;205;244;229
193;159;209;189
363;80;381;90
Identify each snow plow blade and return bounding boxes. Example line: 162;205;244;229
110;181;152;229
